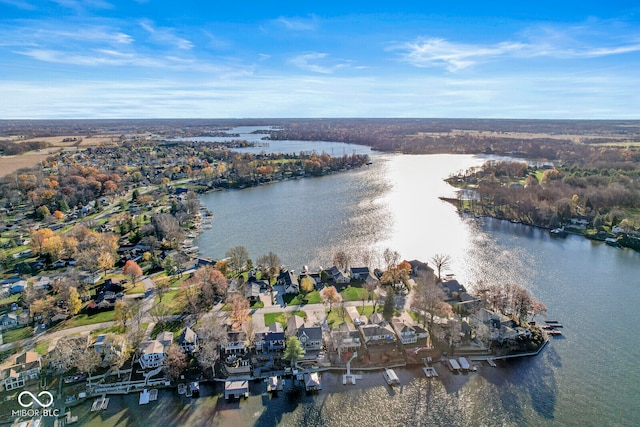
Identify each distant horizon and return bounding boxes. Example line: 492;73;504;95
1;1;638;119
1;117;639;122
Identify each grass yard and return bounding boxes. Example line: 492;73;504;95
154;289;184;314
33;340;50;356
151;320;184;340
340;286;369;302
61;310;116;328
264;312;286;327
2;326;33;344
250;300;265;309
0;294;21;306
325;307;351;329
356;305;382;317
126;281;146;294
90;325;126;336
282;290;321;306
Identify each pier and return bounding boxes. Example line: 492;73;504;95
342;352;363;385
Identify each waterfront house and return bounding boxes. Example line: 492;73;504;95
245;283;261;304
179;327;198;354
369;312;386;325
255;323;285;355
297;325;323;352
330;322;361;356
391;319;418;345
48;335;91;373
1;351;41;391
327;266;350;286
157;331;174;348
407;260;434;277
349;267;371;280
440;277;467;301
277;270;300;294
139;340;167;369
286;315;305;337
224;331;247;355
359;323;396;345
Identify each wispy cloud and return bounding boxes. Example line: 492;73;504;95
394;21;640;71
0;0;35;10
276;16;317;31
140;20;193;50
289;52;350;74
52;0;113;11
393;38;525;71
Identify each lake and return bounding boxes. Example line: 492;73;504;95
80;129;640;426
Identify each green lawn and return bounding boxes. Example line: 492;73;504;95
154;289;183;314
291;310;307;319
151;320;184;340
126;281;146;294
340;286;369;302
250;300;265;309
356;305;382;317
2;326;33;344
0;294;21;306
325;307;351;329
34;340;50;356
90;325;126;336
282;290;321;306
61;310;116;328
264;312;286;328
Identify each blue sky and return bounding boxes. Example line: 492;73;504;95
0;1;638;119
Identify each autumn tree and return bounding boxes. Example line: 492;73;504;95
74;348;102;375
228;293;250;331
123;260;143;286
100;333;130;378
430;253;452;280
149;303;171;326
300;276;315;295
382;290;395;320
67;286;82;315
31;296;59;325
225;245;249;276
321;285;342;312
164;344;187;382
97;251;115;275
30;228;56;254
283;336;305;367
114;300;139;328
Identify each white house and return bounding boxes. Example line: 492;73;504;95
1;352;41;391
139;340;167;369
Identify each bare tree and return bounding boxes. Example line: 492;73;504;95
225;246;249;276
257;251;281;283
164;344;187;383
430;253;452;280
195;321;228;377
332;250;351;271
228;293;250;331
411;272;452;334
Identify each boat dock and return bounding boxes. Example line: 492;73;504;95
225;380;249;400
342;351;363;385
458;357;471;371
487;358;497;367
304;372;322;392
423;367;438;377
91;395;109;411
266;376;283;392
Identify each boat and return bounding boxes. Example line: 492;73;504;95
177;383;185;394
266;376;283;392
458;357;471;371
190;381;200;397
545;320;559;323
550;227;567;237
149;389;158;401
447;358;461;372
487;358;497;367
605;237;618;246
548;330;563;336
383;368;400;386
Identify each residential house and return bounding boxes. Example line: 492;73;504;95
94;334;127;367
330;322;361;356
139;340;168;369
157;331;174;348
369;312;386;325
1;351;42;391
297;325;323;352
359;323;396;346
47;334;91;373
179;327;198;354
255;323;286;355
277;270;299;294
391;319;419;345
349;267;370;280
326;266;350;286
407;260;434;277
440;277;467;301
0;313;18;330
223;331;247;355
286;315;305;338
245;283;261;304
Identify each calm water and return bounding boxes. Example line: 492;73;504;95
193;134;640;426
81;131;640;426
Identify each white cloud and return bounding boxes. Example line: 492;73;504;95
140;20;193;50
276;16;317;31
0;0;35;10
289;52;350;74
